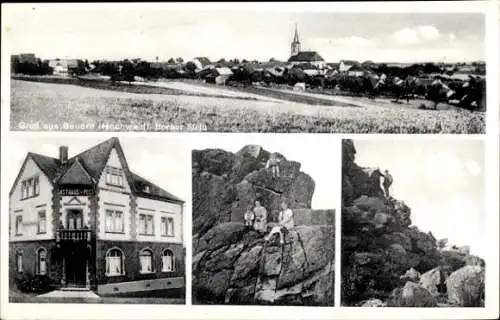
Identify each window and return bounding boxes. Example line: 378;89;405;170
105;248;124;276
161;217;167;236
21;176;39;199
161;217;175;237
36;248;47;275
67;210;83;230
139;214;154;235
105;166;124;187
139;249;154;274
105;210;124;233
37;211;46;234
167;217;175;236
15;215;23;235
161;249;175;272
33;176;40;196
16;252;23;272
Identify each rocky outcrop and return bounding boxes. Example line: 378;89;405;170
341;139;485;307
387;282;438;307
192;146;334;305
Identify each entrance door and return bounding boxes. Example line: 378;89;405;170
67;209;83;230
65;248;87;287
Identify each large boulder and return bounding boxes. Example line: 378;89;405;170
361;298;386;307
196;222;247;253
419;267;446;297
400;268;421;283
387;281;438;307
446;265;485;307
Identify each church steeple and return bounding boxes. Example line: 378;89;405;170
291;23;301;56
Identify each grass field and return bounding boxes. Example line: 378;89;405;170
10;79;485;133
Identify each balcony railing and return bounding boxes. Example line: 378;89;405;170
57;229;91;242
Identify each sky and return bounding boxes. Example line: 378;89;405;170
352;139;485;257
6;135;192;241
3;4;485;63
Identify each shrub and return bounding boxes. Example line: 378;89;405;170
15;273;57;294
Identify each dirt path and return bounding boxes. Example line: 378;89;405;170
126;80;286;102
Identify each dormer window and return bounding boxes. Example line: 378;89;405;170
105;166;124;187
143;185;150;193
21;175;39;199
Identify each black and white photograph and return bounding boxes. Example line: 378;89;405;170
341;139;486;307
191;135;338;305
5;4;486;134
7;136;189;304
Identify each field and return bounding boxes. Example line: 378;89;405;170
10;79;485;133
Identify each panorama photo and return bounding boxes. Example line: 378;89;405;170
6;4;486;133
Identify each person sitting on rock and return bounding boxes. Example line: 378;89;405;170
265;154;280;178
382;169;393;198
265;201;295;245
253;200;267;234
243;204;255;229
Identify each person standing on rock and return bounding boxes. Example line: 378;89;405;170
265;200;295;245
253;200;267;234
382;169;393;198
244;204;255;229
265;154;280;178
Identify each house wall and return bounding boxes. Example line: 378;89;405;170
98;190;133;241
95;240;184;285
97;147;134;241
9;240;62;286
135;197;183;244
10;158;54;241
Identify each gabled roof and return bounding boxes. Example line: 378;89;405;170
288;51;325;62
130;172;183;203
340;60;360;66
193;57;212;67
58;158;94;185
215;67;233;76
10;138;184;203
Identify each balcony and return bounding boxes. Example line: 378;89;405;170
57;229;91;242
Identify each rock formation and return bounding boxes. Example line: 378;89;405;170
341;139;485;307
192;145;335;305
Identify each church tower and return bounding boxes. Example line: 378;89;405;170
291;23;301;56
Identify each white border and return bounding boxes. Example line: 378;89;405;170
1;1;499;320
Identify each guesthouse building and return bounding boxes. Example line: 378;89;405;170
9;137;185;296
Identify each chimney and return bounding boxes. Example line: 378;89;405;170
59;146;68;164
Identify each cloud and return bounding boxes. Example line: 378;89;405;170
391;25;441;45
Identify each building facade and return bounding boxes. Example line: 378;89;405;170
9;137;185;296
